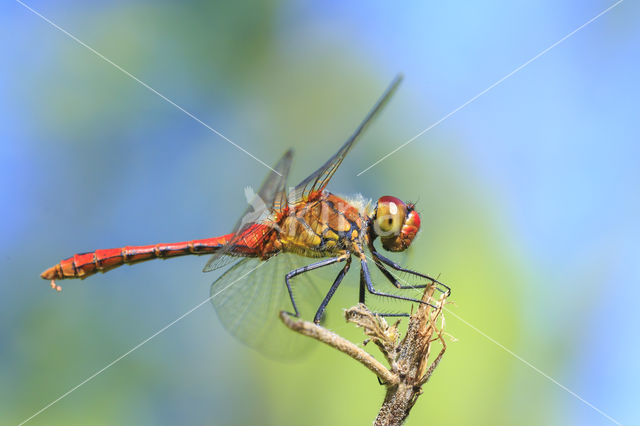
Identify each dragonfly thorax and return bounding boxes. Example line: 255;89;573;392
275;192;367;258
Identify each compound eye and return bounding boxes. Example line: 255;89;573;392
374;197;406;236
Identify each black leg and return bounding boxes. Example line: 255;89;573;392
359;267;366;304
360;258;439;309
373;260;424;289
313;257;351;324
372;249;451;296
360;266;414;317
285;255;346;317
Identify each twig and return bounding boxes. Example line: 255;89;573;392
279;311;398;385
279;285;448;425
373;285;447;425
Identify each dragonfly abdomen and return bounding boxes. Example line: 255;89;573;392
41;236;233;289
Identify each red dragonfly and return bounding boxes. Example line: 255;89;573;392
41;75;449;356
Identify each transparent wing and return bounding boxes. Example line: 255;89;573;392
210;253;340;360
203;150;293;272
289;75;403;204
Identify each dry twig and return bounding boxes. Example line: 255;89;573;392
280;285;448;425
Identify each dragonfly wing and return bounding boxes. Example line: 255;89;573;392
210;253;331;359
203;150;293;272
201;253;238;272
290;75;403;204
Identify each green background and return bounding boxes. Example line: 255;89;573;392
2;1;638;425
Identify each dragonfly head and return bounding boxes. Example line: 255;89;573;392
371;196;421;252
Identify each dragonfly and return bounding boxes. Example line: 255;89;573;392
41;75;449;357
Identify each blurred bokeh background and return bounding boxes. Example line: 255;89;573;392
2;1;638;425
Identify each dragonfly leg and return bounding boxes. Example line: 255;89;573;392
372;250;451;296
359;267;366;304
359;272;411;318
364;307;411;319
284;254;347;318
374;260;440;296
360;258;439;310
313;257;351;324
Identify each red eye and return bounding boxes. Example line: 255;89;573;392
407;209;420;229
375;196;407;236
375;196;421;252
378;195;405;207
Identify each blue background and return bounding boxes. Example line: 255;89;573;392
2;1;638;425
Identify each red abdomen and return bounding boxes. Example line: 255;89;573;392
41;236;234;285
